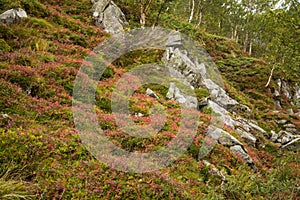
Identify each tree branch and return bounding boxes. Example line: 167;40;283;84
265;66;275;88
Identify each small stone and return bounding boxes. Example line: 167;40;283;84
146;88;159;99
281;138;300;151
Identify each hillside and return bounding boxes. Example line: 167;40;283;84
0;0;299;199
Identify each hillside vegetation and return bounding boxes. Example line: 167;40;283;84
0;0;299;199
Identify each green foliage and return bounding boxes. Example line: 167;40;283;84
194;88;210;101
0;167;33;200
25;17;53;29
0;39;11;52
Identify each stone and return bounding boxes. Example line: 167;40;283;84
270;130;279;142
207;127;243;147
166;33;182;47
285;128;300;135
146;88;159;99
134;113;144;117
203;78;239;109
283;124;296;128
206;100;236;129
236;128;257;147
248;122;267;136
277;119;287;124
281;81;292;100
166;83;198;109
198;97;210;109
281;138;300;151
287;109;294;115
92;0;128;35
230;145;253;164
275;130;298;144
0;8;27;25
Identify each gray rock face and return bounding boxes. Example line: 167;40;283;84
0;8;27;25
162;33;266;165
275;79;300;110
206;100;236;129
166;34;182;47
166;83;198;109
92;0;128;35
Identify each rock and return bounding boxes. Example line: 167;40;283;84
92;0;128;35
230;145;253;164
283;124;296;128
277;119;287;124
166;83;198;109
270;130;279;142
248;122;267;136
203;78;239;110
134;113;144;117
274;130;298;144
207;127;243;147
0;8;27;25
166;33;182;47
146;88;159;99
294;83;300;109
236;128;257;147
279;131;295;144
285;128;300;135
206;100;236;129
281;81;292;100
287;108;294;115
281;138;300;151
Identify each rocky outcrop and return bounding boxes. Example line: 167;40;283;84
91;0;128;35
162;33;266;167
274;79;300;110
0;8;27;25
166;83;198;109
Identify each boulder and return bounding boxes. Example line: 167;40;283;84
0;8;27;25
207;127;243;147
92;0;128;35
146;88;159;99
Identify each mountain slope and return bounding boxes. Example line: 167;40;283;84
0;0;299;199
